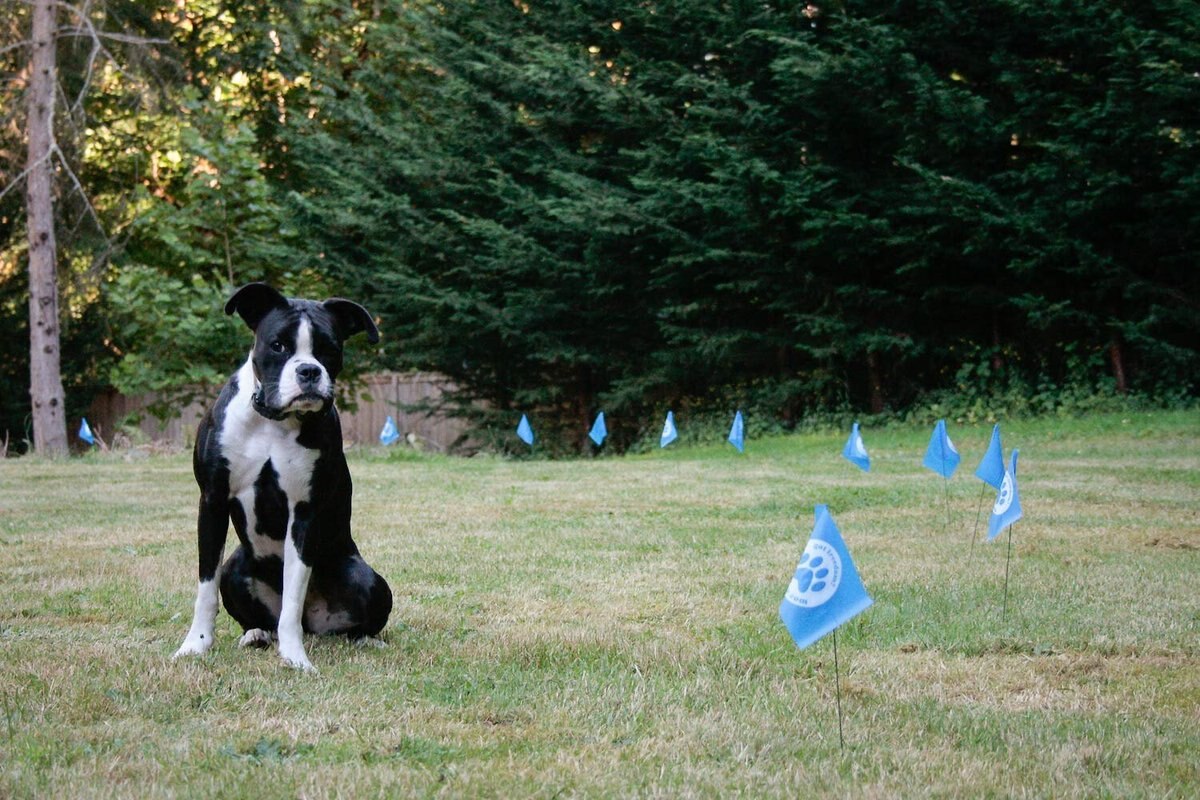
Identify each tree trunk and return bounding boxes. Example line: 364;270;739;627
866;350;885;414
1109;337;1128;395
25;0;68;456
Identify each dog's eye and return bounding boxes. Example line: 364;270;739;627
270;340;286;353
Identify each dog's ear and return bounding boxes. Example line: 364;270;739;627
225;283;290;332
323;298;381;344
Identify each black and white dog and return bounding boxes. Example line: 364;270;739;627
173;283;392;672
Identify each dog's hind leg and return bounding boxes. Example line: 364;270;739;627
220;546;282;637
305;555;393;640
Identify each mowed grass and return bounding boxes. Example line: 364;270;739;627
1;410;1197;798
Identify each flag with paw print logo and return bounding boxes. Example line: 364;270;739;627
987;449;1023;541
779;507;873;650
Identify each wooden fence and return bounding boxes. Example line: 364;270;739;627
86;372;470;452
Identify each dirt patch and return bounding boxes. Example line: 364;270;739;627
1144;533;1200;551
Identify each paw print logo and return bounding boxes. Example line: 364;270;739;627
784;539;842;608
993;472;1014;515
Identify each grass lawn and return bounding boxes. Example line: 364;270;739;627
1;410;1198;798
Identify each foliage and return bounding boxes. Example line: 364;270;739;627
104;267;242;415
2;0;1198;453
257;0;1199;452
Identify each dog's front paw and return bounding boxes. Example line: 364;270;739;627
281;653;318;674
172;632;214;659
278;640;317;674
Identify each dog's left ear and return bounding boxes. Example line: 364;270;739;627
323;298;381;344
225;283;290;332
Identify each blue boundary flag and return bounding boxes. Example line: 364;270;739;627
517;414;535;446
78;418;96;446
842;422;870;472
660;411;678;448
975;424;1005;489
987;448;1023;541
589;411;607;446
379;415;400;446
728;410;745;453
922;419;961;478
780;507;874;650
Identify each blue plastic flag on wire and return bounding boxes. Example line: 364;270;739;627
780;507;874;650
987;449;1023;541
78;418;96;446
379;415;400;446
841;422;870;472
974;424;1005;489
728;410;745;453
660;411;678;448
922;419;961;478
589;412;607;446
516;414;535;447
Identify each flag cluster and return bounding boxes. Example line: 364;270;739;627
373;409;1025;664
839;419;1024;541
471;409;752;453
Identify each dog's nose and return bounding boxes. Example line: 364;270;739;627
296;364;323;385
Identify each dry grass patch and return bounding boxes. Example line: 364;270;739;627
1;410;1198;797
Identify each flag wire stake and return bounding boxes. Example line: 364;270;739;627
942;473;951;533
1002;522;1015;620
833;628;845;754
969;482;987;558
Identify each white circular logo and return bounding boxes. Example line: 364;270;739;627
784;540;842;608
993;473;1014;515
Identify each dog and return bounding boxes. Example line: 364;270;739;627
172;283;392;672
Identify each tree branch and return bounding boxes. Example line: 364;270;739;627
50;142;107;239
0;150;52;203
0;40;32;57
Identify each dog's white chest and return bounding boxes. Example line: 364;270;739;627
220;362;320;552
225;423;318;502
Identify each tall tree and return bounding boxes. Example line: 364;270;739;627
24;0;67;455
2;0;186;452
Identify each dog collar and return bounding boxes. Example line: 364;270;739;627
252;390;333;422
252;391;293;421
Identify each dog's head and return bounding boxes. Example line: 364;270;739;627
225;283;379;418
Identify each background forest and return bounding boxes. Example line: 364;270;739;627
2;0;1198;454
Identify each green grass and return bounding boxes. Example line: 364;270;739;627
1;409;1197;797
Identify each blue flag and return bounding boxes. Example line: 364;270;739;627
660;411;678;448
922;419;961;478
841;422;870;472
987;449;1023;541
379;415;400;446
728;410;745;453
974;424;1005;489
78;417;96;446
589;411;607;446
780;507;874;650
516;414;534;446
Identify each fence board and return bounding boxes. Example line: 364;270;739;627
86;372;469;452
